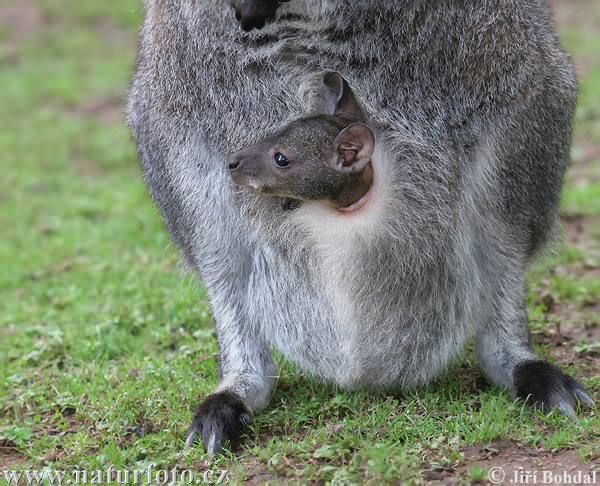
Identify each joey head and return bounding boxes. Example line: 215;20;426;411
229;72;375;212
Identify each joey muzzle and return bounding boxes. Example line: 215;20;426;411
229;0;289;31
228;148;265;189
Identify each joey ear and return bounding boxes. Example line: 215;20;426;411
298;70;365;120
333;123;375;173
322;72;364;120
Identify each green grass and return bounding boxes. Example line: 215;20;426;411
1;1;599;484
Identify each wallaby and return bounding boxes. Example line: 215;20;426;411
127;0;593;456
229;72;375;212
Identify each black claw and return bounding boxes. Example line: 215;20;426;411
575;388;595;407
186;391;251;456
513;360;593;416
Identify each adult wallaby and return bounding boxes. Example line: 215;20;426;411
127;0;593;456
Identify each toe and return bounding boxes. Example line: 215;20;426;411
186;391;251;456
185;430;199;448
513;360;592;417
574;387;594;407
185;416;203;448
205;430;221;458
556;400;577;419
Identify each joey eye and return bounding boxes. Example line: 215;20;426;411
274;152;290;168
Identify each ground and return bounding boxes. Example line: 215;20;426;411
0;1;599;484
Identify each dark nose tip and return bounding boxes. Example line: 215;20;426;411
240;16;266;31
231;0;281;31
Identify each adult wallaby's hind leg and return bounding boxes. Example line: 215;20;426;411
475;280;593;416
185;293;277;455
474;66;593;416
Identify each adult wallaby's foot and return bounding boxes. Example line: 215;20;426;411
186;392;251;457
513;360;594;418
475;297;594;419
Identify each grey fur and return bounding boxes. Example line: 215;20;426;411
127;0;589;454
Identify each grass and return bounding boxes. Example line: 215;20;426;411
1;1;599;484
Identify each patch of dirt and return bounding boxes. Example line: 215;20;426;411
41;449;65;464
460;439;597;485
559;214;600;282
239;459;286;486
0;446;28;469
116;417;158;449
26;256;90;281
551;0;600;37
65;97;125;178
67;96;125;126
551;0;600;75
571;142;600;182
544;214;600;366
35;408;87;445
574;143;600;168
93;16;134;46
0;0;45;64
25;182;59;195
529;290;600;378
426;440;599;484
534;329;600;380
71;157;106;178
0;0;45;38
561;214;600;250
0;325;18;338
549;305;600;341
